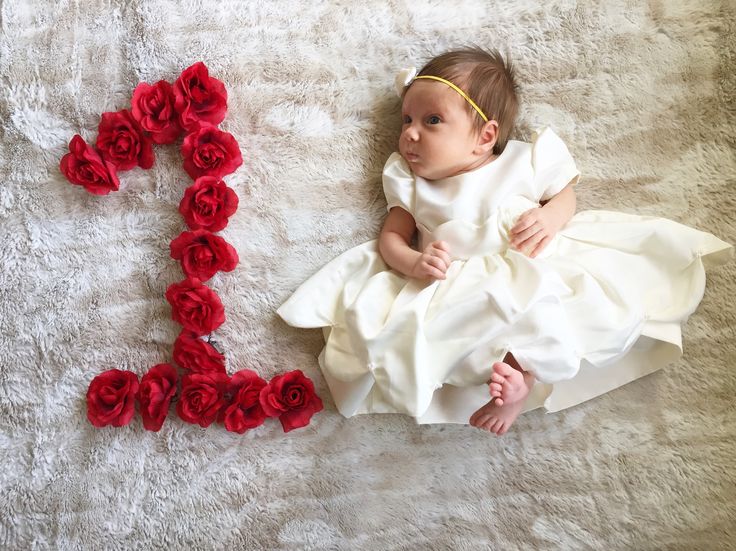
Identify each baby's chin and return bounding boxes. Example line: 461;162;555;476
400;156;438;180
406;161;456;181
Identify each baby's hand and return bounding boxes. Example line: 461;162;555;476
410;240;452;281
509;207;559;258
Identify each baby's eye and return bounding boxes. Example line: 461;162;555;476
427;115;441;125
403;115;412;124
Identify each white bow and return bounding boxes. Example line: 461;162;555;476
394;67;417;97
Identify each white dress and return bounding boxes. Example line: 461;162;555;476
277;127;733;424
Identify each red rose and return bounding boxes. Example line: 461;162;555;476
96;109;155;170
176;372;230;427
137;363;178;432
181;125;242;180
259;370;323;433
173;331;226;374
86;369;139;428
179;176;239;232
131;81;182;144
165;278;226;336
173;61;228;131
170;229;239;281
60;135;120;195
219;370;268;434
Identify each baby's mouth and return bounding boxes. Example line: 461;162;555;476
404;152;419;162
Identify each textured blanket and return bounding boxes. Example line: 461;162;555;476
2;0;734;548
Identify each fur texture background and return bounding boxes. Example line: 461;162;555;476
1;0;734;548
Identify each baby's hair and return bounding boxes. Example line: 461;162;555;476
417;47;519;154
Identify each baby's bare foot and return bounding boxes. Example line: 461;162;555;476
488;361;529;406
469;362;534;436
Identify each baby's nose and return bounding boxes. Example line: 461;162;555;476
403;126;419;141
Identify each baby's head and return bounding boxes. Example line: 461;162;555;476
398;47;518;180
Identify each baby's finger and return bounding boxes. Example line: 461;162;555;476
426;255;448;273
432;240;451;252
530;235;552;258
421;260;446;280
519;230;545;255
510;212;538;234
515;229;543;252
511;224;541;247
435;249;452;269
427;266;447;280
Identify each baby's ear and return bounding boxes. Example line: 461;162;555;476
475;120;499;154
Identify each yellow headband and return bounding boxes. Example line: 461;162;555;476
414;75;489;122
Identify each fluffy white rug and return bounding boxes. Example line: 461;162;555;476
2;0;734;548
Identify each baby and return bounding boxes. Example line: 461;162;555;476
277;47;730;436
379;48;576;435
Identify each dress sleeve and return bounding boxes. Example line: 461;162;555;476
382;152;415;214
531;127;581;202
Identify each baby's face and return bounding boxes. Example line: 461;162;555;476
399;80;484;180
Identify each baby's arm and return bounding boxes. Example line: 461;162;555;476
378;207;451;280
509;181;576;258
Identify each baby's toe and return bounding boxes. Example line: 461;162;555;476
490;419;504;434
490;372;506;385
470;410;490;427
482;417;499;432
490;382;503;395
492;361;514;377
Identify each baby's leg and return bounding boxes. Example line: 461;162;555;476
469;353;535;436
